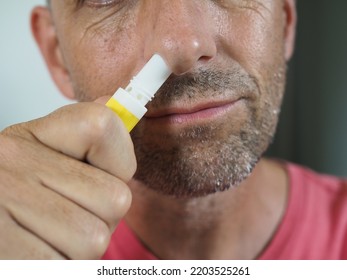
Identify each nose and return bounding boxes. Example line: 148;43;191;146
142;0;217;75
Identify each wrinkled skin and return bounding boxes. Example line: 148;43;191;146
46;0;293;197
0;0;296;259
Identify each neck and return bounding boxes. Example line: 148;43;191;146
125;158;288;259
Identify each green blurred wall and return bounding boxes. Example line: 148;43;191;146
268;0;347;177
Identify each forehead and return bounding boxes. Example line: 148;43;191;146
50;0;283;9
48;0;286;42
49;0;287;32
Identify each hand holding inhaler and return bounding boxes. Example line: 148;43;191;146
0;104;138;259
0;55;169;259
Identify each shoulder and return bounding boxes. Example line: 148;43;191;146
287;162;347;200
261;161;347;259
287;162;347;259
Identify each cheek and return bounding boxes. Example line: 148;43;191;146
218;9;285;77
59;17;141;101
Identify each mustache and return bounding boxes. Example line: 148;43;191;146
151;64;259;106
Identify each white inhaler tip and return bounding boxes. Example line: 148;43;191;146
129;54;171;103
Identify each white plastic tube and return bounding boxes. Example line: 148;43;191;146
106;54;171;132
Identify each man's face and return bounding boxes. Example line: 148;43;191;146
48;0;295;197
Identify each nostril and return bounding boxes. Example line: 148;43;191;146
167;50;216;76
200;54;215;62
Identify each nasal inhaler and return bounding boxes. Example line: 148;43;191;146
106;54;171;132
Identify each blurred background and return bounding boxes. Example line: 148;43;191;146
0;0;73;130
1;1;347;177
267;0;347;177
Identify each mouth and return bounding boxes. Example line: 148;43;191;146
144;98;244;126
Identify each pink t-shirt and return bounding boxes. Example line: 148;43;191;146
102;163;347;260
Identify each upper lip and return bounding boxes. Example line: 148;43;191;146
145;98;242;118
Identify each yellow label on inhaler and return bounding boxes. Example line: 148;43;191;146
106;98;140;132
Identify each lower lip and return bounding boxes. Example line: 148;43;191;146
145;100;242;126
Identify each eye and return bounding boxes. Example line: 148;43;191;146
83;0;122;8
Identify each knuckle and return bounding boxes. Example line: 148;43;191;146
101;180;132;229
122;151;137;183
2;122;34;141
0;134;40;185
0;133;27;168
1;123;21;136
85;220;111;259
0;122;39;157
110;181;132;220
80;105;122;143
129;149;138;176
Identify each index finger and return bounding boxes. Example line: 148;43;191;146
28;102;137;183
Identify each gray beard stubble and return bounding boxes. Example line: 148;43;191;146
131;61;287;198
